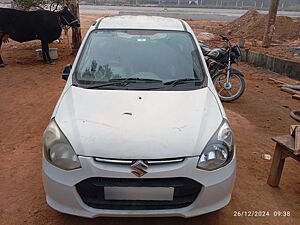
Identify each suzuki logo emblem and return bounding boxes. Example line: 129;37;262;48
130;160;148;177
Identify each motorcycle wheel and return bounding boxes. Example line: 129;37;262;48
212;72;245;102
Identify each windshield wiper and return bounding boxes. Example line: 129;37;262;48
85;77;163;89
85;81;129;89
110;77;163;83
163;78;201;87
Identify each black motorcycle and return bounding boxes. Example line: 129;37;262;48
199;35;245;102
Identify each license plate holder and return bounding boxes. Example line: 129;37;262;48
104;186;174;201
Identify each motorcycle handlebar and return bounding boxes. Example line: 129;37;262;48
219;34;229;41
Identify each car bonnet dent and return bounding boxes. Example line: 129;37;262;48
54;87;223;159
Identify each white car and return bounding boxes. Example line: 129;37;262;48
42;15;236;218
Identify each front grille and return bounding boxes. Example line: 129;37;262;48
94;157;185;165
76;177;202;210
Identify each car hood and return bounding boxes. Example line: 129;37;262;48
54;87;223;159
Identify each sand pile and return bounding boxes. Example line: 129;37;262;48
219;10;300;41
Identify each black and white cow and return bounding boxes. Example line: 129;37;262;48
0;6;80;66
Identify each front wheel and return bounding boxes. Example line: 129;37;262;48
212;72;245;102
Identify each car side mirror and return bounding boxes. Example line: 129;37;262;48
62;64;72;81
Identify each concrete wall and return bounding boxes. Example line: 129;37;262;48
240;49;300;81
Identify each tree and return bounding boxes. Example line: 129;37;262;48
64;0;82;54
262;0;280;47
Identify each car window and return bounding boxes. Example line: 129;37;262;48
74;29;206;90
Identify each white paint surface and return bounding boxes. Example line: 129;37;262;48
55;87;223;159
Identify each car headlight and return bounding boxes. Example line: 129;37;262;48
197;120;234;170
43;120;81;170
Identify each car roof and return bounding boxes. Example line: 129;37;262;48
96;15;186;31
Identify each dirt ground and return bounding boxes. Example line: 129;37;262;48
188;17;300;63
0;14;300;225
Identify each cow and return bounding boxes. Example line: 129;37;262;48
0;6;80;67
1;33;9;43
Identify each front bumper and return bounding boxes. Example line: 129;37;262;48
42;153;236;218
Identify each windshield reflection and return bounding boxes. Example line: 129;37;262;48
75;29;206;90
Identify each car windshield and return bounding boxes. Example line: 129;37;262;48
74;29;206;90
